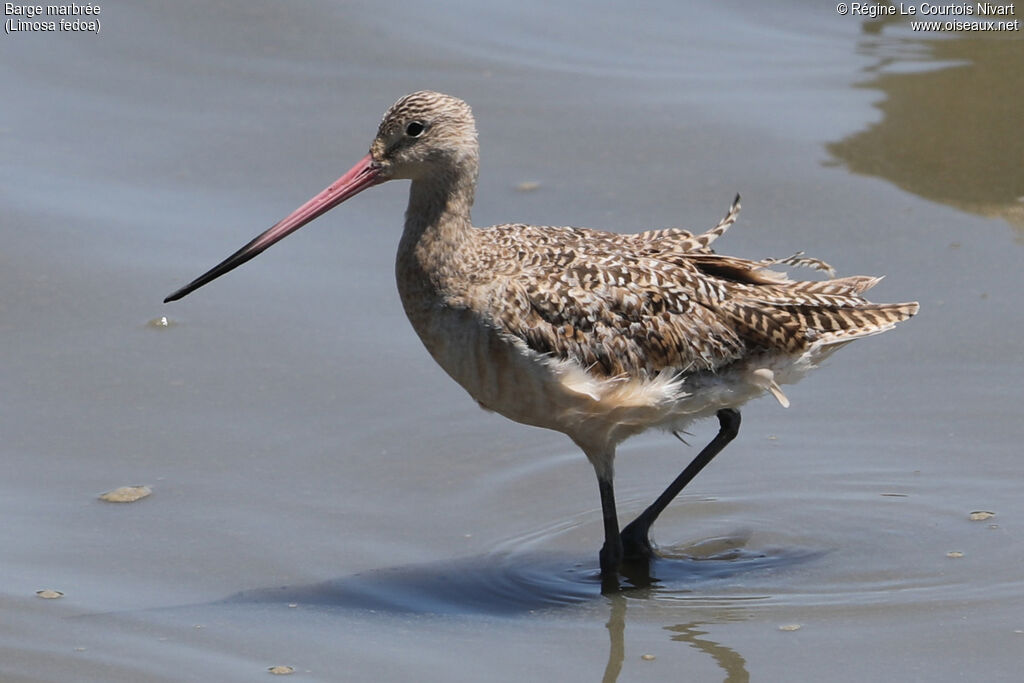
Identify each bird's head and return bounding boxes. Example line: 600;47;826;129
163;91;477;303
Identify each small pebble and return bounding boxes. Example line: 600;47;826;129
969;511;995;521
268;665;295;675
515;181;541;192
778;624;802;631
36;589;63;599
640;654;656;661
99;485;152;503
946;551;964;559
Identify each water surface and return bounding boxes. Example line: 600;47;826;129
2;2;1022;681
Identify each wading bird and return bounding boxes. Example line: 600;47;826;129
165;91;918;588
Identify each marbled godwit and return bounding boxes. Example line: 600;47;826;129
165;91;918;585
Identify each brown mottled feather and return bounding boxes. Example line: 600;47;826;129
455;195;917;379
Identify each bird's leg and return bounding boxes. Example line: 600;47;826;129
621;409;741;561
597;475;623;585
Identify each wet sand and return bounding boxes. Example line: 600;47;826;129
2;2;1022;681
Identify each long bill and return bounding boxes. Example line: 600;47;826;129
164;154;382;303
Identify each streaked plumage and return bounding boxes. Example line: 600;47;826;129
384;93;917;473
165;91;919;586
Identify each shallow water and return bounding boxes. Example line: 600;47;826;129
3;2;1023;681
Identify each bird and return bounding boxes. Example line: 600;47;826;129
164;91;919;588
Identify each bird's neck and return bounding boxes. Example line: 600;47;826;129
398;165;477;274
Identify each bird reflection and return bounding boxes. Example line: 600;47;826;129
599;540;767;683
602;593;751;683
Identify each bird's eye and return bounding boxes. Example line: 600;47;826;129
405;121;425;137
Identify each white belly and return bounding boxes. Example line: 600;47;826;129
401;302;805;468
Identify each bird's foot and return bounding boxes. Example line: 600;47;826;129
599;538;623;576
621;524;657;563
620;507;659;564
600;538;658;593
599;539;625;593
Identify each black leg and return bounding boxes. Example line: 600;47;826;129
621;409;741;561
597;475;623;585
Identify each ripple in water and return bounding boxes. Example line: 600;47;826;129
227;536;821;616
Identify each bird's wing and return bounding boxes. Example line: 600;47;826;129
469;218;917;379
473;223;749;378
